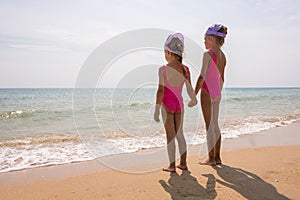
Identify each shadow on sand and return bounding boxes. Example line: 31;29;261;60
159;170;217;200
213;165;289;200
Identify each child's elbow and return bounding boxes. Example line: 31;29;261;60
157;87;164;95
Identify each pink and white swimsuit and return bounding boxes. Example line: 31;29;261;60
202;49;221;101
162;64;189;113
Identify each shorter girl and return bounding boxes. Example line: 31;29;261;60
154;33;197;172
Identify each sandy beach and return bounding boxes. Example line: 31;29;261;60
0;122;300;200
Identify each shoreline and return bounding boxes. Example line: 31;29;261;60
0;121;299;186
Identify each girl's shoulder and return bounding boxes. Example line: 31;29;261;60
206;48;227;63
181;64;190;78
158;65;166;71
202;51;213;65
158;65;165;76
181;64;189;71
203;50;212;59
209;48;226;58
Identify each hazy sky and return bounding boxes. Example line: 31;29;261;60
1;0;300;88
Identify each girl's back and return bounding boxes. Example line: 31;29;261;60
214;49;226;83
164;63;187;87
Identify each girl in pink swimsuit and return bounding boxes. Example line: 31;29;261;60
195;24;228;166
154;33;197;172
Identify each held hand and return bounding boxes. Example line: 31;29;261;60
188;99;197;107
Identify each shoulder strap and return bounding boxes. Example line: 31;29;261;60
162;65;168;85
209;49;217;63
163;65;166;78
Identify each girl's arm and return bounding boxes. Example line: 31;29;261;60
154;67;164;122
184;67;197;107
195;52;211;95
195;76;204;96
220;56;226;90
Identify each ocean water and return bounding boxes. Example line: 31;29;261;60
1;88;300;173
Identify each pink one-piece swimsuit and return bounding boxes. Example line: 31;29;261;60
162;64;189;113
202;49;221;100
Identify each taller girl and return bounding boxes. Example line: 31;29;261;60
195;24;228;166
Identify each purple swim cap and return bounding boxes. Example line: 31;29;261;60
206;24;226;38
164;33;184;57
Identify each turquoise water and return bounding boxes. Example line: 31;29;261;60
1;88;300;173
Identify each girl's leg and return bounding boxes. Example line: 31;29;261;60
200;90;216;165
174;112;187;169
161;109;176;170
212;101;222;164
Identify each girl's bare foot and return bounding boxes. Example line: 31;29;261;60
176;164;188;170
215;158;222;165
162;167;176;172
199;159;216;166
